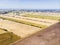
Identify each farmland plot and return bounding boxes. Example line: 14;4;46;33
0;28;20;45
0;19;41;38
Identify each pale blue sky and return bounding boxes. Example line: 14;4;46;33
0;0;60;9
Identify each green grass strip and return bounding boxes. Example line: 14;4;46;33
23;14;60;20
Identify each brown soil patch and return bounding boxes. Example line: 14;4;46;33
13;22;60;45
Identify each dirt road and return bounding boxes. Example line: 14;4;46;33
13;22;60;45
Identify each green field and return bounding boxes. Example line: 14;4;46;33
0;28;21;45
23;14;60;20
0;16;47;29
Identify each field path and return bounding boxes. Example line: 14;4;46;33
13;22;60;45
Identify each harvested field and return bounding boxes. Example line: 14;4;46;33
0;15;58;27
0;19;41;38
0;15;47;28
13;22;60;45
0;14;59;45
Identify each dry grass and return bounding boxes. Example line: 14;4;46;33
0;28;20;45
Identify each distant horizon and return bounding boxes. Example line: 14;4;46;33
0;9;60;10
0;0;60;9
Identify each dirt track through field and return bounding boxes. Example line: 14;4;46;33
13;22;60;45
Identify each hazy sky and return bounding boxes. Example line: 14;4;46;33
0;0;60;9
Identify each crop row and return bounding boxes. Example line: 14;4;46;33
0;16;47;29
23;14;60;20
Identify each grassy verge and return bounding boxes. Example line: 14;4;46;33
0;28;21;45
0;16;47;29
23;14;60;20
